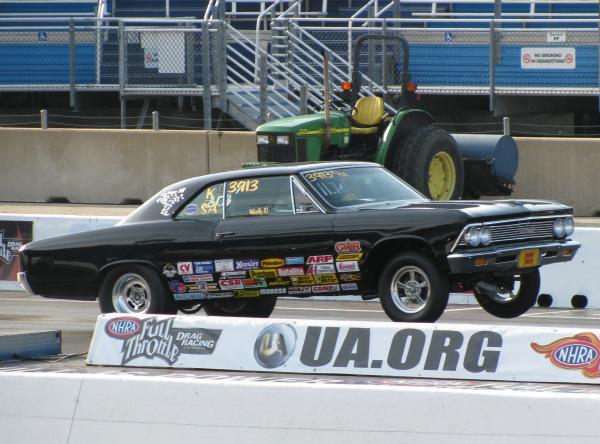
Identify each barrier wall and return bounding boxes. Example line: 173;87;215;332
1;128;600;214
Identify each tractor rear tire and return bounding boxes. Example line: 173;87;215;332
392;125;464;200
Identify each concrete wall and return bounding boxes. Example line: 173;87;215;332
1;128;599;214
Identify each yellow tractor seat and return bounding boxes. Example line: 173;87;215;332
351;96;385;135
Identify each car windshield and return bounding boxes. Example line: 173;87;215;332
302;166;426;209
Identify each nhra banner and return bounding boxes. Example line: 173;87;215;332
0;220;33;281
88;314;600;385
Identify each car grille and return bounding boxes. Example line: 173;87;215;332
457;218;557;247
257;137;307;163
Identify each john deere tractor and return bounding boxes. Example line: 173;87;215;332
255;34;517;200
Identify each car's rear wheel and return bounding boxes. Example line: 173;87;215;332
474;270;540;318
378;252;449;322
99;265;177;314
203;296;277;318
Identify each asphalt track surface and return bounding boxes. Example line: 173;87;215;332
2;290;600;355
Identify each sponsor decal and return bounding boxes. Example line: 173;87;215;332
285;256;304;266
312;284;341;293
182;274;213;283
242;278;267;288
335;240;361;254
187;282;208;292
341;283;359;291
105;317;142;339
531;333;600;378
206;291;234;299
219;278;244;291
235;259;260;270
168;280;188;294
156;187;186;216
162;263;177;278
0;221;33;281
206;282;219;292
336;261;360;273
339;273;362;282
289;286;312;295
183;203;199;216
268;279;289;287
250;269;279;279
234;290;260;298
336;253;363;262
314;274;339;285
214;259;235;272
261;258;285;268
297;327;501;373
220;270;247;278
193;261;214;274
172;328;222;354
254;323;297;369
307;255;334;264
306;264;335;275
177;262;193;275
260;288;287;295
278;267;305;277
174;292;208;301
290;275;315;286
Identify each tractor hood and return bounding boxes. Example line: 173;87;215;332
256;112;349;135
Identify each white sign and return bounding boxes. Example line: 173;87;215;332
88;314;600;385
547;32;566;43
521;47;576;69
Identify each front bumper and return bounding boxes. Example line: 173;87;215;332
17;272;35;295
447;240;580;274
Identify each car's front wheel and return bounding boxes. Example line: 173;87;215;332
99;265;177;314
474;270;540;318
379;252;449;322
203;296;277;318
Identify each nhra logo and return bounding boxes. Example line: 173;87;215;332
105;317;142;339
531;332;600;378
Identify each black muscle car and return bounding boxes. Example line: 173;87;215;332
18;162;580;322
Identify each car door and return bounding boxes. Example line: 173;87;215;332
213;175;335;297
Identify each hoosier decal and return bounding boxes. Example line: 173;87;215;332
235;259;260;270
531;332;600;378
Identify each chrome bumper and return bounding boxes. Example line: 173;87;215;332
447;240;581;274
17;272;35;295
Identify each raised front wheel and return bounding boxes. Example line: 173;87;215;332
474;269;540;318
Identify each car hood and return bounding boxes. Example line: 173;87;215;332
360;199;572;221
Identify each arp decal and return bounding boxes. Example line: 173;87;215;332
277;267;305;277
162;263;177;278
336;253;363;261
250;269;279;279
531;332;600;378
334;240;361;254
336;261;360;273
306;264;335;275
285;256;304;266
156;187;186;217
261;258;285;268
177;262;193;275
235;259;260;270
193;261;214;274
307;255;334;264
219;278;244;291
214;259;235;272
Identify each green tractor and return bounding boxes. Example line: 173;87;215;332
255;34;517;200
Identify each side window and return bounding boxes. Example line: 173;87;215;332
176;183;225;220
225;176;293;218
292;180;320;213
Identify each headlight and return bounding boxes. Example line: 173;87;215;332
553;218;566;238
257;135;269;145
479;227;492;246
276;135;290;145
465;227;482;247
564;217;574;236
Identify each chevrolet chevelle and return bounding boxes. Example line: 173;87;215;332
19;162;580;322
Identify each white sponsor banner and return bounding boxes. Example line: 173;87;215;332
88;314;600;385
521;47;576;69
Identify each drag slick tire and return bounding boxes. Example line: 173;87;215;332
203;296;277;318
474;269;540;318
378;252;449;322
392;125;464;200
99;264;177;314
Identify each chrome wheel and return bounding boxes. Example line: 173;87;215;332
112;273;151;313
390;265;431;314
488;277;521;304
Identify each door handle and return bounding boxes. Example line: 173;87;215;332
216;231;235;238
